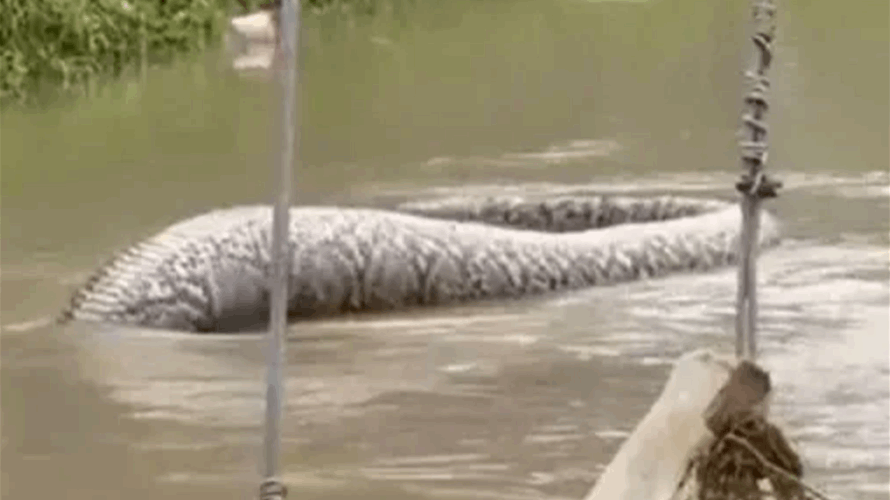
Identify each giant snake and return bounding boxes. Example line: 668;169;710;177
59;195;781;332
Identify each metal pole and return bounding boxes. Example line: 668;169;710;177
734;0;779;361
260;0;299;499
140;11;148;85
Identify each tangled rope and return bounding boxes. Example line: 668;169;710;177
719;434;838;500
735;1;782;199
258;478;288;500
672;362;840;500
675;422;841;500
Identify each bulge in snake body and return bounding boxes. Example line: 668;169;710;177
59;195;782;333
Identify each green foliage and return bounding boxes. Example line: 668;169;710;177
0;0;232;105
0;0;399;106
0;0;411;104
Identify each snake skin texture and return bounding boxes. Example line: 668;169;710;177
60;195;781;332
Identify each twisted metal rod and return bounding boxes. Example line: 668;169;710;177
735;0;782;361
261;0;300;498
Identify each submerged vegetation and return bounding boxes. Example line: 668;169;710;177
0;0;403;106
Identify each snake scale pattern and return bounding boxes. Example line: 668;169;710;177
60;195;781;332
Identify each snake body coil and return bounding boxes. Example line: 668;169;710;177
60;195;781;332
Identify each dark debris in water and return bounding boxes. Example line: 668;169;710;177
678;360;835;500
696;414;805;500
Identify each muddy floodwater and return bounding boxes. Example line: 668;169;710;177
2;1;888;499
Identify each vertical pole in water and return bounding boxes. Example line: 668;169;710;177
735;0;779;361
260;0;299;499
140;10;148;85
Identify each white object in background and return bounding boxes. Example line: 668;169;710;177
227;9;277;72
584;349;734;500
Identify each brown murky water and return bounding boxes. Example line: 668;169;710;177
2;1;888;499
